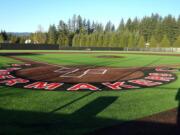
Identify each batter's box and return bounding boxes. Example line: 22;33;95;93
85;69;107;74
74;69;108;78
54;67;107;78
54;67;72;73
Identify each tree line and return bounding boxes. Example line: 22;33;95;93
1;14;180;48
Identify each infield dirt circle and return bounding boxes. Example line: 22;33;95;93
7;55;174;84
3;54;149;83
15;64;145;83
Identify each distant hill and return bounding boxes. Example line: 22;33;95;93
8;32;31;37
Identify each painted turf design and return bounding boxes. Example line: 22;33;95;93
0;63;178;91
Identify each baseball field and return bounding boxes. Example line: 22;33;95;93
0;51;180;135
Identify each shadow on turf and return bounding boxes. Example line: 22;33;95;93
1;90;180;135
0;96;119;135
50;92;94;113
176;88;180;125
89;88;180;135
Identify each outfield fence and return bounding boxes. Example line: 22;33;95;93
125;47;180;52
0;43;59;50
0;43;180;52
0;43;123;51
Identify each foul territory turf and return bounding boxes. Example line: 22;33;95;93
0;51;180;135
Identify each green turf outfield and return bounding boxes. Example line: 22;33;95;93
0;52;180;135
19;53;180;67
0;56;21;67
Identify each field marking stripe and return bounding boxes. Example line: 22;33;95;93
102;69;107;74
77;69;90;78
76;69;108;78
18;57;67;68
54;67;70;73
60;68;80;77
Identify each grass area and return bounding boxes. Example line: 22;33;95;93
0;56;21;67
0;86;179;135
20;53;180;67
0;52;180;135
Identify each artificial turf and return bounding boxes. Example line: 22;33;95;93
19;53;180;67
0;52;180;135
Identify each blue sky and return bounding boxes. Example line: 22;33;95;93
0;0;180;32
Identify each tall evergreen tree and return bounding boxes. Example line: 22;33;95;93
57;34;69;46
126;18;132;31
72;34;77;46
90;33;99;46
3;13;180;49
109;33;118;47
162;15;178;44
155;22;164;43
133;32;140;48
72;14;77;32
0;31;8;41
121;30;130;48
72;34;80;46
116;33;122;47
19;36;26;44
86;20;91;34
47;25;57;44
79;34;87;47
138;36;145;48
139;17;152;41
97;33;104;47
67;19;72;32
10;35;19;43
105;21;114;32
76;15;83;33
33;25;47;44
83;34;89;47
103;33;111;47
173;35;180;47
149;36;158;48
117;19;125;33
58;20;69;34
87;35;92;46
177;16;180;36
0;34;4;43
160;35;171;47
95;23;104;33
128;34;134;48
132;17;139;31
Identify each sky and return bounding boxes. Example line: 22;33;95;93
0;0;180;32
